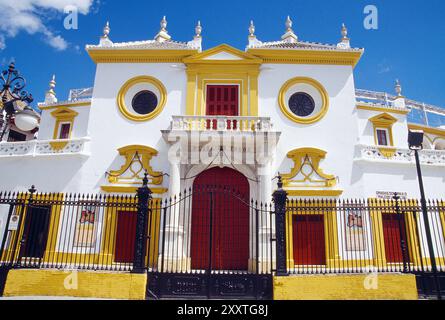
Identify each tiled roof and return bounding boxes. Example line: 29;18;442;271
249;40;363;52
86;39;196;51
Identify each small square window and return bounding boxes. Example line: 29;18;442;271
59;123;71;139
376;128;389;146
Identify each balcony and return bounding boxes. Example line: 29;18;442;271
0;138;90;158
355;144;445;166
170;115;274;132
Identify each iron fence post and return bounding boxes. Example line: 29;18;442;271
393;193;409;273
273;176;288;276
133;173;152;274
16;185;37;268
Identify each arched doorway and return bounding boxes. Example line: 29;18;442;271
190;167;250;271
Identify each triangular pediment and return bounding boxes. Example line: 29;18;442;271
184;44;262;64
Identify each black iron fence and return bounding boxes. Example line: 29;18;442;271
283;198;445;275
0;179;444;299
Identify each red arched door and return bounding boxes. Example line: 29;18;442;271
190;167;250;271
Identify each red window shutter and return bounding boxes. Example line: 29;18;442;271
206;85;239;116
59;123;71;139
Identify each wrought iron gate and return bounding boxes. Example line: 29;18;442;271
146;185;274;300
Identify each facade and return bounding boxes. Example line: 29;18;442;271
0;17;444;299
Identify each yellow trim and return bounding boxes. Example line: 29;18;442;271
4;269;147;300
107;145;164;186
87;49;198;64
49;107;78;151
101;186;168;194
184;45;261;116
183;44;263;65
39;102;90;111
117;76;167;122
273;274;418;300
286;190;343;197
247;48;362;67
369;113;398;158
282;148;338;189
356;104;410;115
408;123;445;138
278;77;329;124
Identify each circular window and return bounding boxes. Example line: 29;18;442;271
117;76;167;122
289;92;315;117
132;90;158;115
278;77;329;124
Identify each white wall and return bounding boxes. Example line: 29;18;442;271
257;64;364;198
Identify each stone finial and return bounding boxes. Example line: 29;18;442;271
160;16;168;32
337;23;351;49
103;21;110;38
44;74;57;104
285;16;293;32
188;20;203;52
281;16;298;43
247;20;262;49
195;20;202;38
249;20;255;37
155;16;171;42
395;79;402;97
393;79;406;108
99;21;113;46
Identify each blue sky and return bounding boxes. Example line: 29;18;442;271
0;0;444;108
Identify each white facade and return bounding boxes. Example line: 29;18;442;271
0;18;444;202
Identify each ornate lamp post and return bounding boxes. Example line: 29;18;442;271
0;62;34;141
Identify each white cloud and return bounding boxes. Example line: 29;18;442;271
0;0;95;51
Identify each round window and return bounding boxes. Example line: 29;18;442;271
288;92;315;117
131;90;158;115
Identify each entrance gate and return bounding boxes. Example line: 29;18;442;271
146;175;274;300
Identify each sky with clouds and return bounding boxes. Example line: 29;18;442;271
0;0;444;109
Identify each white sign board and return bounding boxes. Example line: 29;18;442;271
376;191;408;200
8;215;19;231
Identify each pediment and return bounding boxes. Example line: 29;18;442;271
184;44;262;64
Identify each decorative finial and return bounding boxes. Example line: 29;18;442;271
341;23;348;40
395;79;402;97
281;16;298;43
337;23;351;49
249;20;255;37
103;21;110;38
195;20;202;38
285;16;293;32
155;16;171;42
44;74;57;104
161;16;168;32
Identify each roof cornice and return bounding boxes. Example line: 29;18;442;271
247;48;363;67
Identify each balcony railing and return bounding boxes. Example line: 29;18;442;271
0;138;89;158
356;144;445;166
171;115;274;132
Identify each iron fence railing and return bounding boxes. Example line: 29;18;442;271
1;189;444;275
284;198;445;275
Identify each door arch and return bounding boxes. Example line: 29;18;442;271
190;167;250;271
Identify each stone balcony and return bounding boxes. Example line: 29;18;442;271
170;115;275;133
355;144;445;166
0;138;90;158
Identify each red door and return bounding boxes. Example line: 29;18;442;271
382;214;410;263
114;210;137;263
206;85;239;129
293;215;326;265
190;167;250;271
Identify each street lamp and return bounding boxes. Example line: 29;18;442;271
408;129;442;299
0;62;35;141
